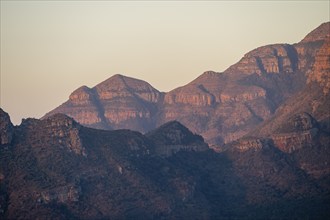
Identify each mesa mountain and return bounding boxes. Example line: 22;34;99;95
44;22;330;149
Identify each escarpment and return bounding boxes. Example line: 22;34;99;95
44;22;329;148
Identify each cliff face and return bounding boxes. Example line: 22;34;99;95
307;37;330;94
44;22;329;148
270;113;319;154
44;74;163;132
0;108;14;145
94;74;162;132
242;34;330;178
159;21;328;147
159;71;274;146
226;44;298;75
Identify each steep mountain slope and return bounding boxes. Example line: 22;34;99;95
236;35;330;185
159;22;328;147
1;108;329;219
250;36;330;138
44;22;329;148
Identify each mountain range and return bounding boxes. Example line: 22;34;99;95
44;22;330;149
0;22;329;219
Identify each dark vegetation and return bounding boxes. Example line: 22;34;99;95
0;110;329;219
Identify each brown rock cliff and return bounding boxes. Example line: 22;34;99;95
44;22;329;148
44;74;163;132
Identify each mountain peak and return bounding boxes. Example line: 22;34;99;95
106;73;130;84
146;120;208;156
300;22;330;43
94;74;161;102
146;120;205;146
95;74;132;91
95;74;158;92
111;73;125;78
43;74;162;132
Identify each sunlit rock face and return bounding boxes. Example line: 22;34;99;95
44;22;329;148
44;74;163;132
307;37;330;94
226;44;298;75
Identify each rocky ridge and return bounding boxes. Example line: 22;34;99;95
1;108;329;219
0;109;14;145
44;22;329;148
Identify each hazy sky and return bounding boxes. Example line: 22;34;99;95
1;1;329;125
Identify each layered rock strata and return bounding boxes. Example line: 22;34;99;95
44;74;163;132
44;22;330;148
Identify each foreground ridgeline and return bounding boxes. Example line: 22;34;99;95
0;110;14;145
44;22;329;148
1;106;330;219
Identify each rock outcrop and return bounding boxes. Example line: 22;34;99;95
226;44;298;75
38;183;81;204
146;121;209;157
246;94;330;179
275;112;319;133
0;108;14;145
270;112;319;154
307;37;330;94
44;114;86;156
271;129;317;153
231;137;271;153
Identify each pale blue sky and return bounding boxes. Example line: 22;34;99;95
1;1;329;124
